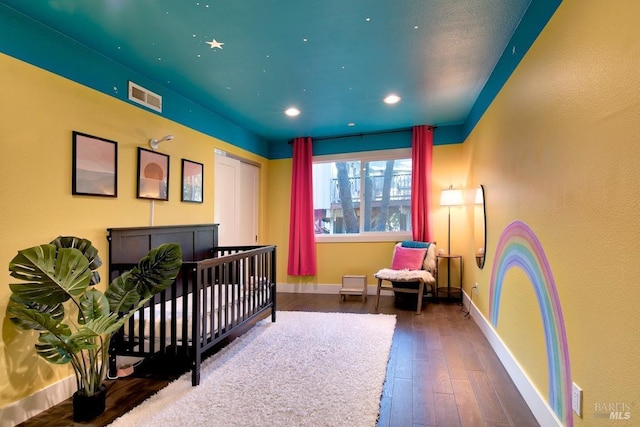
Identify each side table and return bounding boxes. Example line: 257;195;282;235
436;254;463;303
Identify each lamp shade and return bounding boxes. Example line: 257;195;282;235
440;187;463;206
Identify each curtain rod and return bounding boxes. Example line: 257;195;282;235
287;126;437;144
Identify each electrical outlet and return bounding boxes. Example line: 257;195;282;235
473;282;479;294
572;382;582;417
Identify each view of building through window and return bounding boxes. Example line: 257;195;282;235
313;155;412;235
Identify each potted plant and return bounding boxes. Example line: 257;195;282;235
6;236;182;421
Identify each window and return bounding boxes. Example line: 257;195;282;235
313;149;412;240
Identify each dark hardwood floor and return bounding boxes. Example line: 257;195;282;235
19;293;538;427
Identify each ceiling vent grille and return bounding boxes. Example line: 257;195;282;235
128;81;162;113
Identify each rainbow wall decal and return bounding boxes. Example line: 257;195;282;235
489;220;572;427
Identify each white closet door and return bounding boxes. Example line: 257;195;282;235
214;154;237;246
238;161;258;245
214;152;258;246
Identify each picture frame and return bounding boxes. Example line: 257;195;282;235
137;147;169;201
181;159;204;203
72;131;118;197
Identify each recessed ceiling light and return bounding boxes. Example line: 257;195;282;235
348;122;355;127
384;94;401;104
285;107;300;117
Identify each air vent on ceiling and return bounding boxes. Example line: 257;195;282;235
128;81;162;113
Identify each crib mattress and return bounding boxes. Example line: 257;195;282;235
124;280;269;343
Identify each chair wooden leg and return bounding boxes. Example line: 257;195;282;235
415;280;424;314
375;278;382;310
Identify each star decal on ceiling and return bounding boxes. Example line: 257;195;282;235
206;38;224;49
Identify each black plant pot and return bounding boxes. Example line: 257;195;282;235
73;385;107;422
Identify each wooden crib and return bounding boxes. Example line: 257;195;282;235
106;224;276;386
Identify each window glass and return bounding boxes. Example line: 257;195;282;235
362;159;412;232
312;152;412;236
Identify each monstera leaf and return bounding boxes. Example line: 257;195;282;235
105;243;182;314
79;288;110;325
9;245;92;305
35;332;81;365
130;243;183;297
81;313;123;336
7;302;71;336
50;236;102;286
6;295;65;331
104;271;142;314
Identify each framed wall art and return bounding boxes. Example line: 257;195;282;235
181;159;203;203
137;147;169;201
72;131;118;197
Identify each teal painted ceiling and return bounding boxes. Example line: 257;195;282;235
0;1;560;143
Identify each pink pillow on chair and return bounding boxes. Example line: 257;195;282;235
391;246;428;270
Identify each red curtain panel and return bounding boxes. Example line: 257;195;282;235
287;137;317;275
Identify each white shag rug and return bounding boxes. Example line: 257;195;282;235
108;311;396;427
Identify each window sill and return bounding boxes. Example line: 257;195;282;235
315;232;412;243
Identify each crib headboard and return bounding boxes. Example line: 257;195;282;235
107;223;219;266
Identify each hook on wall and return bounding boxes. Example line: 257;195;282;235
149;135;174;150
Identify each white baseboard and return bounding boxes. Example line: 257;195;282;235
277;282;393;296
462;291;562;427
0;375;75;427
277;282;338;294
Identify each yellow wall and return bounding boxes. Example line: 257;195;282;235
461;0;640;424
0;53;268;407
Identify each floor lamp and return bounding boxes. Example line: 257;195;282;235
439;185;463;300
440;185;463;254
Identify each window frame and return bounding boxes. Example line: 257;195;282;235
313;148;412;243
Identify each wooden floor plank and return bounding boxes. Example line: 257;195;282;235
393;327;414;380
434;392;461;426
451;378;485;427
440;334;468;381
456;333;485;372
389;377;413;427
468;370;511;425
412;357;437;426
412;329;431;359
428;347;454;395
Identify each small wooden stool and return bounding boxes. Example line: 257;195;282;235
339;275;367;303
